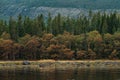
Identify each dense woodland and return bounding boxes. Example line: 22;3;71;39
0;11;120;60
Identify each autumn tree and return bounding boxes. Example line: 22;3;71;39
0;39;20;60
1;32;11;40
24;37;42;60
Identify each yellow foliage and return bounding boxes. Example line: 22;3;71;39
88;30;102;42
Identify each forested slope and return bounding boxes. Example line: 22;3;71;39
0;12;119;60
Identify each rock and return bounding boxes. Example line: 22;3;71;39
23;61;30;65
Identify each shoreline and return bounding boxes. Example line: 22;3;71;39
0;60;120;71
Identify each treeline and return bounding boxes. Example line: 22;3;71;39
0;12;120;60
0;11;120;39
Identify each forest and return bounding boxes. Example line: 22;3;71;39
0;11;120;60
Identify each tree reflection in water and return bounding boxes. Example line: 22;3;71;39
0;69;120;80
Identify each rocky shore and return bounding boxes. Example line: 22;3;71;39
0;60;120;71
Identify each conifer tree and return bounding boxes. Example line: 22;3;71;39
36;14;45;36
0;20;5;35
47;13;52;33
9;16;18;41
17;14;25;37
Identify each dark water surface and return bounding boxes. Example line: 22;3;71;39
0;69;120;80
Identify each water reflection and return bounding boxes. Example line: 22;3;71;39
0;69;120;80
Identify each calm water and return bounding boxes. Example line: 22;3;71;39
0;69;120;80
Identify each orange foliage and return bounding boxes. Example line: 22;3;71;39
87;49;96;59
24;38;41;60
0;39;21;60
76;50;87;60
109;49;118;59
61;48;74;59
42;33;54;40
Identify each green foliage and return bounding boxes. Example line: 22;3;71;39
0;32;11;40
9;16;18;41
17;14;25;37
0;12;119;60
87;30;102;42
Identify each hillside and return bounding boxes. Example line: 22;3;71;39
1;0;120;9
0;0;120;19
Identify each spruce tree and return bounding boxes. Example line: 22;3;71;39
9;16;18;41
17;14;25;37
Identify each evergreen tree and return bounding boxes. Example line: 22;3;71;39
23;16;33;35
8;16;18;41
47;13;52;33
36;14;45;36
0;20;5;35
17;14;25;37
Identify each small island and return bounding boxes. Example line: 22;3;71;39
0;12;120;71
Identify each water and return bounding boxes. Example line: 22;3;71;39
0;69;120;80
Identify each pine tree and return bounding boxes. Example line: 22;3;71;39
23;16;33;35
17;14;25;37
8;16;18;41
0;20;5;35
36;14;45;36
47;13;52;33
